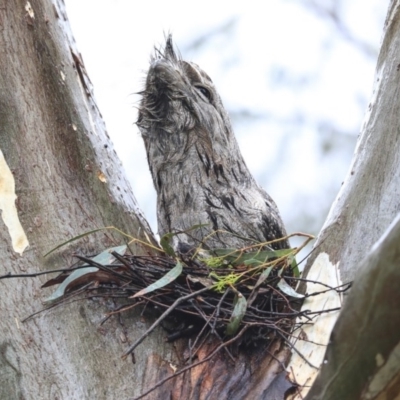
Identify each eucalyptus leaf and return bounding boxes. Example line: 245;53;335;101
160;233;176;257
243;258;264;267
187;274;214;287
226;292;247;336
291;256;300;278
44;245;127;304
131;261;183;298
277;278;304;298
255;266;274;286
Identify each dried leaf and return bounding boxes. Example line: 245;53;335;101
187;274;214;287
43;245;127;304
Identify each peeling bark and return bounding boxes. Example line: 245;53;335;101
305;215;400;400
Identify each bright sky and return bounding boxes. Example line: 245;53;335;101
64;0;388;247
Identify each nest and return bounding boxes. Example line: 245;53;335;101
1;231;352;399
35;232;336;357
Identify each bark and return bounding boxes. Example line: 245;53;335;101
289;1;400;398
0;1;175;399
1;0;398;399
305;215;400;400
0;1;292;399
302;0;400;284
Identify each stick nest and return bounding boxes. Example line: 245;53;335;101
37;231;346;359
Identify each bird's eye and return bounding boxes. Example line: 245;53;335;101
196;86;211;101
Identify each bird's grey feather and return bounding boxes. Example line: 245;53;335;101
138;36;289;252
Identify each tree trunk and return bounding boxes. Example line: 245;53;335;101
0;1;291;399
0;1;175;399
1;1;399;399
303;0;400;284
288;1;400;398
305;215;400;400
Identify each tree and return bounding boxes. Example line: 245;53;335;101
0;1;168;398
288;1;400;398
0;1;399;400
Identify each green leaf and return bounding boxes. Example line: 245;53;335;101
277;278;304;298
160;233;176;257
243;258;264;267
225;291;247;336
255;266;274;286
290;256;300;277
93;245;127;265
43;245;127;304
131;261;183;298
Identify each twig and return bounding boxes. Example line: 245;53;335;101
276;330;319;369
122;286;212;358
191;302;235;362
130;325;250;400
0;263;111;280
75;255;131;282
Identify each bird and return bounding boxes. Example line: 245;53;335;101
137;35;289;254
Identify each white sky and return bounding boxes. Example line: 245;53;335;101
64;0;388;247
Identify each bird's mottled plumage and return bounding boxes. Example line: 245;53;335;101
138;36;289;252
